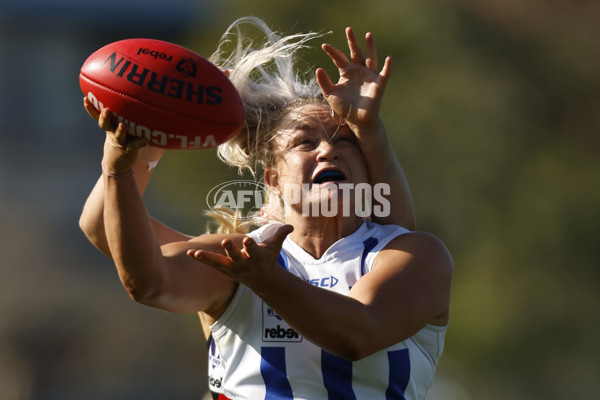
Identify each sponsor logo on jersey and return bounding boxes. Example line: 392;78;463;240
262;303;302;342
309;275;339;289
209;353;223;368
208;376;223;390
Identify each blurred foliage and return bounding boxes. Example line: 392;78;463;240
148;0;600;398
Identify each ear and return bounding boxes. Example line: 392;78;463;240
264;168;279;192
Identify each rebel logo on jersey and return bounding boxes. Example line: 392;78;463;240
262;303;302;342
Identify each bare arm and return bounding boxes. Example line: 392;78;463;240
91;108;238;317
351;119;415;229
79;156;191;257
103;172;238;314
79;97;190;257
317;28;415;229
189;227;452;361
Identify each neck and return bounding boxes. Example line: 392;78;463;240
284;212;364;259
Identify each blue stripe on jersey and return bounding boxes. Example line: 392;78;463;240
210;336;216;356
360;237;379;276
260;347;294;399
385;348;411;400
321;350;357;400
277;251;289;271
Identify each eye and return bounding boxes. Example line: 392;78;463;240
332;130;357;145
296;136;318;149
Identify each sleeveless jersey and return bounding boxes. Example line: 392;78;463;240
208;334;229;398
210;221;447;400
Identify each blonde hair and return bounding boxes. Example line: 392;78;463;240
209;16;327;175
205;17;328;232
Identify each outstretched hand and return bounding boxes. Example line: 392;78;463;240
187;224;294;288
316;27;391;133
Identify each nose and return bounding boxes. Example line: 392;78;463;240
316;140;338;162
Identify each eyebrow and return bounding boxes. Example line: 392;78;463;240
274;113;351;145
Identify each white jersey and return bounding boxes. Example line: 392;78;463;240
210;221;447;400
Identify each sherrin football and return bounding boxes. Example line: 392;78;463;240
79;38;244;149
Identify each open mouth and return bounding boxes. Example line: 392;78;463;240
313;170;346;184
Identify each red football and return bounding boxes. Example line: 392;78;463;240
80;38;244;149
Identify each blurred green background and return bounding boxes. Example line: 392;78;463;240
1;0;598;399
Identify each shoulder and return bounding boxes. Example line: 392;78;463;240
363;220;410;237
385;231;450;253
376;231;453;277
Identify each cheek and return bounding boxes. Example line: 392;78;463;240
278;153;311;178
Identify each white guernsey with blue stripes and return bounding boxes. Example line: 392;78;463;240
210;221;447;400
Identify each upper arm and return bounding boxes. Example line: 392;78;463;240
348;232;453;347
136;233;245;317
79;173;191;256
151;217;192;244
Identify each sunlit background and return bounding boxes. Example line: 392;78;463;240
1;0;598;399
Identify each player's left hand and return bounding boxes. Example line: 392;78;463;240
316;27;391;134
186;224;294;288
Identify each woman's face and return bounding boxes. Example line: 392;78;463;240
266;103;369;218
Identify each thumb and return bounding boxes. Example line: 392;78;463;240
265;224;294;251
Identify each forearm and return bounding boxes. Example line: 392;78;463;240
80;161;153;256
355;120;415;229
79;148;183;256
103;173;167;299
250;267;379;361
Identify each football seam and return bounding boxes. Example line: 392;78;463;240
79;73;242;127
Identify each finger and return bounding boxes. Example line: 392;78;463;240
242;236;259;258
345;27;365;65
98;108;116;132
83;96;100;120
322;43;350;70
379;56;392;87
114;122;129;145
221;239;245;263
315;67;335;96
265;224;294;251
221;69;231;78
187;249;233;269
112;121;147;150
365;32;378;72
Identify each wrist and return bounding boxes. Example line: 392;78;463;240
352;119;389;151
101;162;133;180
247;263;289;303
